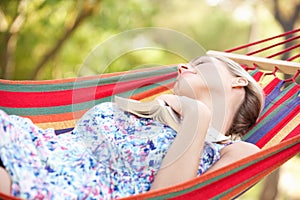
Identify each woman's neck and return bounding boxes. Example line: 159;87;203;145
198;92;240;135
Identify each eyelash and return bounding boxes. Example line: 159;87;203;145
192;61;204;67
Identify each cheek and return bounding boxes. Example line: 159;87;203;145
198;72;224;91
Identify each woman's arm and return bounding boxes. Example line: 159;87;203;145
150;95;211;191
0;167;11;195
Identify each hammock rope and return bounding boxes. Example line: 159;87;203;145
267;43;300;59
226;28;300;59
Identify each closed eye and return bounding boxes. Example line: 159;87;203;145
191;61;204;68
190;56;212;68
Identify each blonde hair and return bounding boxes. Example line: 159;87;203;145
208;54;265;139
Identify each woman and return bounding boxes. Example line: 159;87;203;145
0;54;264;199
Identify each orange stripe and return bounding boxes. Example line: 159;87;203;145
220;160;286;199
121;135;300;199
24;110;87;123
131;82;175;100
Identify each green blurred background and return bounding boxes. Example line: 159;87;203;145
0;0;299;199
1;0;299;81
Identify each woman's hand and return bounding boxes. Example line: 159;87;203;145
156;94;210;121
156;94;182;116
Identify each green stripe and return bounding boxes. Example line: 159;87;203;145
248;68;259;76
243;94;296;141
260;83;295;116
148;141;298;199
213;141;298;199
244;82;296;140
1;79;175;116
211;176;257;199
243;84;298;141
0;67;177;92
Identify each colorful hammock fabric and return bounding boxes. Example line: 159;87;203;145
0;29;299;200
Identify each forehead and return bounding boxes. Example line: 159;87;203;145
189;55;213;64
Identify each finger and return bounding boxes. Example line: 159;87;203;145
156;94;182;115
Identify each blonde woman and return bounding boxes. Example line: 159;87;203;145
0;55;264;199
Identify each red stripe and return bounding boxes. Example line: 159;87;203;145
220;158;286;199
259;84;299;122
120;136;300;200
0;192;20;200
0;73;177;108
282;124;300;141
256;103;300;147
263;77;281;95
131;82;175;100
252;70;264;82
170;136;300;199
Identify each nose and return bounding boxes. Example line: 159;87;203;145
178;64;188;74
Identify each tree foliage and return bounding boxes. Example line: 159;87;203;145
0;0;298;80
1;0;101;80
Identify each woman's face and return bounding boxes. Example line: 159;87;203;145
173;56;237;100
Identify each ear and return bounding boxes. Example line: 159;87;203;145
231;77;248;88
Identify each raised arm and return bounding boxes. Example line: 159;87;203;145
150;95;211;191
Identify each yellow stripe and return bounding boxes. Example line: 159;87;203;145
36;119;77;130
140;90;174;102
263;113;300;149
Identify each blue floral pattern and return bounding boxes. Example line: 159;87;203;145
0;102;230;199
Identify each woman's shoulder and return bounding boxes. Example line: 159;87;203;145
204;141;260;173
221;140;260;159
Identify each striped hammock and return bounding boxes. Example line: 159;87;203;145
0;29;299;200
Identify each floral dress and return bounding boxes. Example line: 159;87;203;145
0;102;229;199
